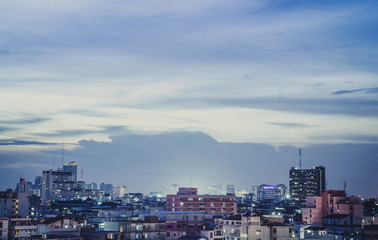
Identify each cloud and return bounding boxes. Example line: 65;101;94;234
0;140;55;146
269;122;310;128
0;0;378;146
0;162;50;169
36;126;125;138
332;87;378;95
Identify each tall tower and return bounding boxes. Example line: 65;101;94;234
289;166;325;206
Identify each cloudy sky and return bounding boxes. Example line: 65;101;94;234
0;0;377;197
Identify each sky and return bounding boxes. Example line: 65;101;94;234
0;0;377;197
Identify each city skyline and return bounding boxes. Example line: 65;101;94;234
1;131;378;198
1;1;378;198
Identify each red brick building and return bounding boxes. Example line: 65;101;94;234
166;187;237;215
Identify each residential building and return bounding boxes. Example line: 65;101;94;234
8;218;38;240
302;190;364;226
323;214;363;240
42;169;74;206
200;223;223;240
0;191;29;218
130;216;166;240
165;211;214;238
38;217;80;235
363;225;378;240
0;218;9;240
215;214;294;240
166;187;237;215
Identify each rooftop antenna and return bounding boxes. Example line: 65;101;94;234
61;143;64;167
80;168;84;182
53;151;56;170
344;180;347;195
299;148;302;169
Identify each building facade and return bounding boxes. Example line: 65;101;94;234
166;188;237;215
63;161;78;183
42;169;74;205
302;190;364;226
0;191;29;218
289;166;325;205
251;184;287;202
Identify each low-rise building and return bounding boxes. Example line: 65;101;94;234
0;218;9;240
38;217;80;235
200;223;223;240
0;191;29;218
8;218;38;240
302;190;364;226
130;216;166;240
167;188;237;215
323;214;363;240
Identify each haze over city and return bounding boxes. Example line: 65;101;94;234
1;0;378;197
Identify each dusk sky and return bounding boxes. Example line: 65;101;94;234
0;0;377;197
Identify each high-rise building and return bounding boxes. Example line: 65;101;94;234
289;166;325;205
34;176;42;190
100;183;113;195
113;186;127;198
251;184;287;202
63;161;78;183
86;182;97;190
16;177;29;193
41;169;74;206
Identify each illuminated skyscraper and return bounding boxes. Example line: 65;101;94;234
289;166;325;206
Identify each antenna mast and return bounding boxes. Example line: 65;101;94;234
299;148;302;169
61;143;64;167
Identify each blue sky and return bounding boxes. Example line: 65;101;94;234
0;0;377;196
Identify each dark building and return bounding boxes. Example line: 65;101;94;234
289;166;325;205
35;176;42;191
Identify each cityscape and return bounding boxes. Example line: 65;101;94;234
1;0;378;240
0;155;377;240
